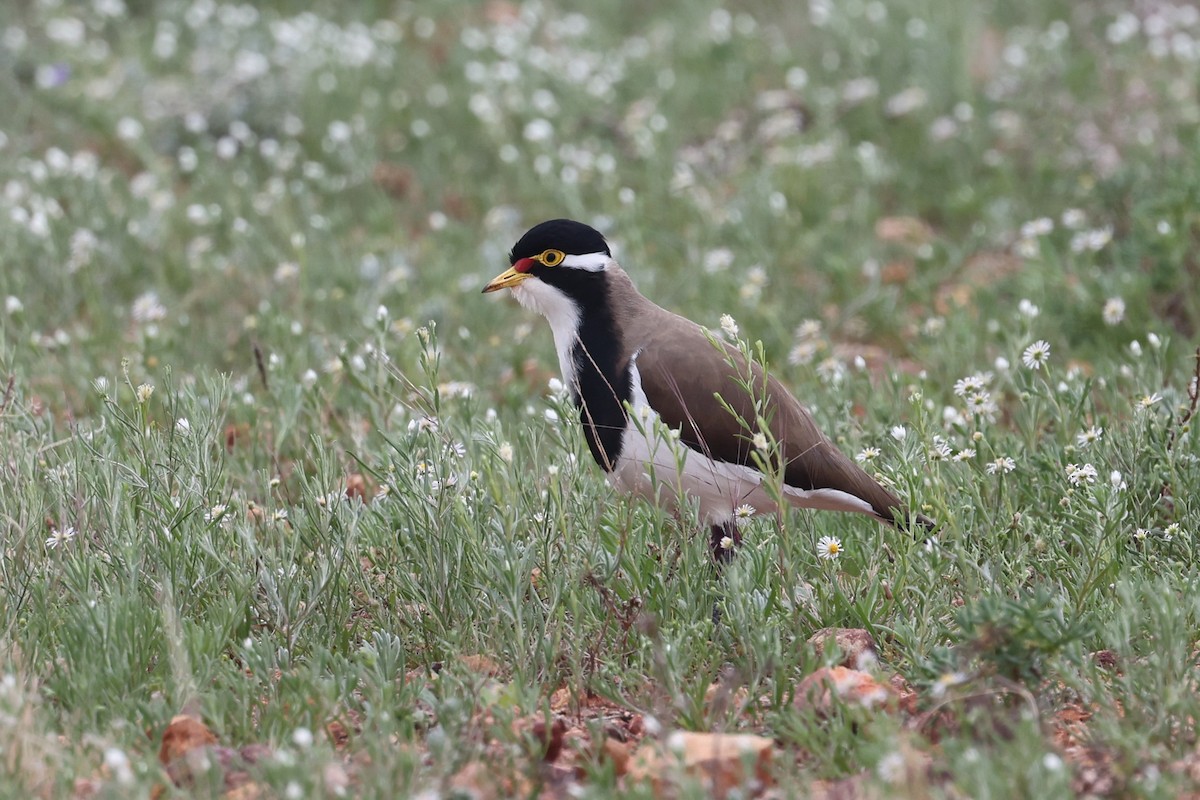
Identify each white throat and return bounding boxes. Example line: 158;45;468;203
511;279;582;392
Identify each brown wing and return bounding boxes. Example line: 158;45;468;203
632;316;912;525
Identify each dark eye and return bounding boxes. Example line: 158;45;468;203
540;249;565;267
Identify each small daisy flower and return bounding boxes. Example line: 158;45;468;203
204;503;228;523
1065;463;1098;486
987;456;1016;475
316;491;343;508
1137;393;1162;411
855;446;880;463
1022;340;1051;370
929;670;968;699
1015;238;1040;259
1076;426;1103;448
1018;299;1040;318
752;432;769;452
953;448;976;462
964;391;997;421
103;747;134;786
272;509;289;522
876;751;906;783
734;504;756;520
816;357;845;384
794;319;822;340
927;441;952;462
131;291;167;323
890;425;907;441
45;526;77;549
719;535;735;550
1061;208;1086;229
817;535;842;560
788;341;820;365
1020;217;1054;238
953;372;993;397
719;313;739;339
1165;523;1180;541
1102;297;1125;326
1133;528;1149;542
136;382;155;403
1110;470;1126;490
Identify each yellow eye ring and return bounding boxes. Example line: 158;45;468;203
539;249;565;267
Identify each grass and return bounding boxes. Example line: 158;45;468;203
2;0;1200;797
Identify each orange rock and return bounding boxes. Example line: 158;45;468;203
549;686;573;713
889;673;920;716
874;216;934;245
222;782;266;800
158;715;220;789
512;716;567;762
602;738;632;776
794;666;897;717
704;681;749;718
158;715;218;766
629;732;773;798
460;654;503;677
807;628;878;670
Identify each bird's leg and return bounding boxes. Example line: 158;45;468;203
708;520;742;625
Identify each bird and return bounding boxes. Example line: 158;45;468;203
483;218;931;562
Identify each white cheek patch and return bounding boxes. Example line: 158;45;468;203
512;279;582;392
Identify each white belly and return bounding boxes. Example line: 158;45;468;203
607;359;878;524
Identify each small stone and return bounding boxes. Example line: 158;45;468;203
793;666;898;718
807;628;878;670
629;731;773;797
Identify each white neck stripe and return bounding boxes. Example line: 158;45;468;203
561;251;610;272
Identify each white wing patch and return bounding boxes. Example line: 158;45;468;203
609;357;878;525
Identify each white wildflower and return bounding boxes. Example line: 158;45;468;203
719;313;739;339
1102;297;1125;326
1065;463;1098;486
45;526;77;549
987;457;1016;475
1022;340;1051;370
855;446;880;463
816;535;842;560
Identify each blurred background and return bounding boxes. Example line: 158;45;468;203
2;0;1197;410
